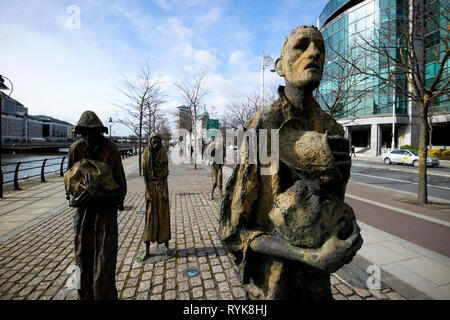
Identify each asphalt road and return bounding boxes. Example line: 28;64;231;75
351;158;450;176
350;165;450;201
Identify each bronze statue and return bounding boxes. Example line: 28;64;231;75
65;110;127;300
207;137;226;200
142;133;171;260
220;26;363;300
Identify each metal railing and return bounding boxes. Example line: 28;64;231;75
0;148;137;198
1;156;67;193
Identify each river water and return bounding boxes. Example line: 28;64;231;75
1;150;69;185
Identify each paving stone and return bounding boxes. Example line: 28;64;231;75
215;273;226;282
117;272;128;281
125;277;139;288
150;294;162;300
387;291;406;300
220;291;233;300
189;276;202;287
336;283;354;296
232;287;246;299
164;290;176;300
165;278;176;290
218;281;230;292
348;295;363;300
138;280;151;292
369;289;389;300
229;277;241;287
330;275;341;285
192;286;204;299
65;290;78;300
116;281;125;291
141;271;152;281
18;286;35;296
354;287;372;298
135;292;148;300
333;294;347;300
152;285;163;294
122;287;136;299
152;275;164;286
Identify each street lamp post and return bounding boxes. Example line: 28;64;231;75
261;50;275;109
0;75;14;199
108;117;113;141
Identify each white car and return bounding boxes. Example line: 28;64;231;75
381;149;440;167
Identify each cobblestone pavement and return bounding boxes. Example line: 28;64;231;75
0;158;406;300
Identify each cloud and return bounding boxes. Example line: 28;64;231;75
165;16;193;39
228;51;246;65
196;6;222;25
155;0;173;11
193;50;221;71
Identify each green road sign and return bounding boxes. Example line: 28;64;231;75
206;119;219;138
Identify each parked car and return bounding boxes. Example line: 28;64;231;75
381;149;440;167
30;137;47;142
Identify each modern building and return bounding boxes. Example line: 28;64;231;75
176;105;191;132
318;0;449;155
1;92;76;143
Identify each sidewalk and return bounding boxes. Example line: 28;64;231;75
0;154;444;300
342;181;450;300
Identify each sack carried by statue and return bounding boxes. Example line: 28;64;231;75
64;159;119;207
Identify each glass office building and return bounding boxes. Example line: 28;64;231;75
318;0;449;155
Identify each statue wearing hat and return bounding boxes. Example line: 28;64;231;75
142;132;171;260
65;110;127;300
220;26;363;300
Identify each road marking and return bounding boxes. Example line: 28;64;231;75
346;193;450;227
351;172;450;191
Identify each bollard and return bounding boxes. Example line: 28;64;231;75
41;159;47;182
14;162;22;190
60;157;66;176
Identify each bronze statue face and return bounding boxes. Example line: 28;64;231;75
81;128;102;146
151;136;161;150
275;27;325;90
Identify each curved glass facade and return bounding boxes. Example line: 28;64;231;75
319;0;351;28
318;0;448;118
318;0;449;152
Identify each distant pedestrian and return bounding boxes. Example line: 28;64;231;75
351;145;356;157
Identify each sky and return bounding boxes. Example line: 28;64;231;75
1;0;329;136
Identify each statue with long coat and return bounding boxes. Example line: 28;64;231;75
66;110;127;300
142;133;171;260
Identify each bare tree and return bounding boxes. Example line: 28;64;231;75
316;46;373;119
115;61;163;176
144;86;167;136
223;89;278;130
339;0;449;205
174;72;210;169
